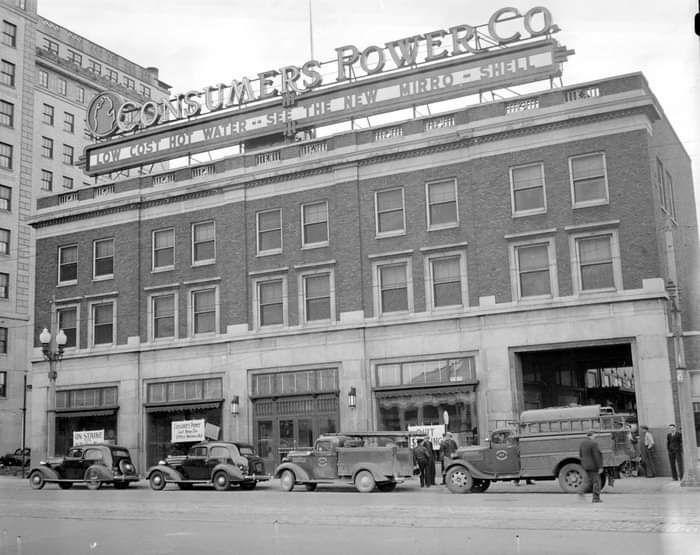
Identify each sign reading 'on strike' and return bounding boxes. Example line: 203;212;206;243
171;419;206;443
73;429;105;446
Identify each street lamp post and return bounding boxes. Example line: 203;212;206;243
39;303;67;459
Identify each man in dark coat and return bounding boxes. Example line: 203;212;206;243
424;437;436;486
412;439;430;488
579;430;604;503
666;424;684;481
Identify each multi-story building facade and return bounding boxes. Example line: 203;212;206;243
29;66;700;475
0;0;170;456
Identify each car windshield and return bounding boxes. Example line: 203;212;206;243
238;446;254;456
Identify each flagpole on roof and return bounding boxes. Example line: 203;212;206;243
309;0;314;59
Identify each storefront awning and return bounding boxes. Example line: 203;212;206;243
144;400;223;414
56;408;117;418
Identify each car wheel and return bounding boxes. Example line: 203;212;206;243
58;482;73;490
445;466;473;493
354;470;376;493
279;470;296;492
303;483;317;492
149;471;167;491
470;479;491;493
85;469;102;490
377;482;396;492
558;463;586;493
29;471;45;490
240;481;257;491
213;471;230;491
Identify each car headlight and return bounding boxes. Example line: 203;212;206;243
158;460;165;465
238;464;247;472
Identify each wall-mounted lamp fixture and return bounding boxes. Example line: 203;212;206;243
348;387;357;409
230;395;240;416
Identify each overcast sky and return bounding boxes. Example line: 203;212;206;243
39;0;700;221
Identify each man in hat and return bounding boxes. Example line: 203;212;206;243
579;430;604;503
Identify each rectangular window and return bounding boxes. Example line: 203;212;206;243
302;201;328;246
511;163;546;215
375;188;405;235
376;357;476;387
152;293;175;339
0;185;10;210
77;86;84;103
0;272;8;298
430;256;462;307
58;77;67;96
64;112;74;133
88;60;101;75
426;179;458;228
0;326;6;353
62;176;73;189
0;228;9;255
0;142;12;170
58;245;78;284
0;60;14;87
379;263;409;313
58;306;77;348
123;76;135;90
570;153;608;207
42;104;54;125
257;209;282;254
41;136;53;158
38;69;48;88
152;228;174;270
93;238;114;279
0;371;5;397
92;301;114;345
576;235;614;291
140;84;151;98
63;145;74;165
43;38;58;54
2;21;17;47
40;170;53;191
664;171;676;218
192;288;216;334
106;68;118;82
192;221;215;264
0;100;13;127
258;279;284;326
303;272;331;321
67;50;82;65
516;243;551;297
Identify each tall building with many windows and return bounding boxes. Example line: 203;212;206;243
0;0;170;457
29;66;700;474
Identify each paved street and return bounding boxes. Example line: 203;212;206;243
1;475;699;555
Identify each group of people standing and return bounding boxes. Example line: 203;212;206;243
412;432;458;488
639;423;684;480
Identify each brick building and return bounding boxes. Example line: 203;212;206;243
28;39;699;473
0;0;170;457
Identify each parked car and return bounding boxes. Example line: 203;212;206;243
274;431;416;493
146;441;269;491
27;444;139;490
0;448;30;467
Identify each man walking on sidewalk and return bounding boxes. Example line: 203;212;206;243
666;424;684;481
579;430;603;503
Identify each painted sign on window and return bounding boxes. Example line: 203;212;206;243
73;429;105;446
171;419;205;443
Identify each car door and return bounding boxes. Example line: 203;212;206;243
487;430;520;476
312;439;337;479
61;448;85;479
82;447;106;478
207;445;231;478
181;446;208;480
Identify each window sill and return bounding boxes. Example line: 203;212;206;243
57;281;78;287
257;249;282;258
191;260;216;267
152;266;174;273
301;242;329;250
427;223;459;232
512;209;547;218
572;200;609;210
375;230;406;239
92;275;113;282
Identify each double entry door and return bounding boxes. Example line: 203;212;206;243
253;394;339;470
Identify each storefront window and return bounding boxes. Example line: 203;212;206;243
252;368;338;396
147;378;222;403
376;357;476;387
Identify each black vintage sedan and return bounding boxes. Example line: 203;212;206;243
147;441;268;491
28;444;139;490
0;447;30;467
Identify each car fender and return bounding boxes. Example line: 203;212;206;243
27;465;59;481
146;464;184;482
86;464;113;481
443;459;492;480
273;462;311;482
212;463;244;481
350;462;392;482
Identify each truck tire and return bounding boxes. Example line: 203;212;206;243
445;466;473;493
558;463;586;493
279;469;296;492
470;479;491;493
354;470;376;493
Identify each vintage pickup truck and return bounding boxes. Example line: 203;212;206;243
274;431;416;493
444;405;634;494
